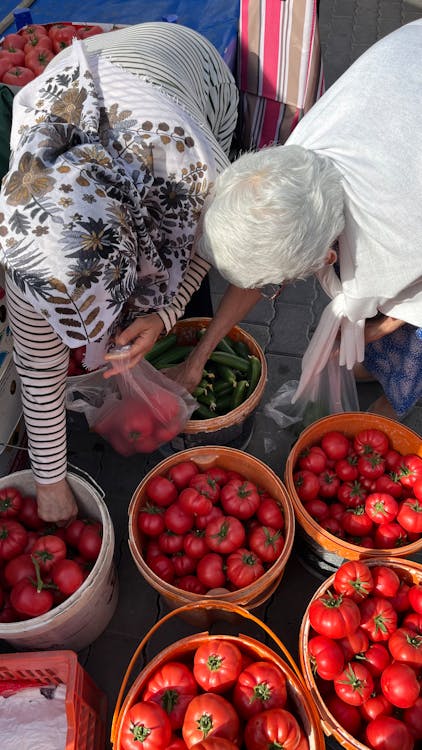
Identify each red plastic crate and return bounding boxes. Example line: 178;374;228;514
0;650;107;750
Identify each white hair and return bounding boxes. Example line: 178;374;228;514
198;145;345;288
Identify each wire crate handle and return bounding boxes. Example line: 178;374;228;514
111;599;311;747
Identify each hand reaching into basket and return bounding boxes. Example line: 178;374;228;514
164;354;205;393
36;478;78;526
103;313;165;379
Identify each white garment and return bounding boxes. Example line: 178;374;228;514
0;686;67;750
287;20;422;398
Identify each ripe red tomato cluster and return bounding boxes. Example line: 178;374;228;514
138;460;285;593
307;560;422;750
0;485;102;621
94;389;185;455
293;428;422;548
0;23;105;86
121;639;309;750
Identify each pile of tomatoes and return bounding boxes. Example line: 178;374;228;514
0;23;106;86
0;485;102;621
137;460;285;594
121;639;309;750
305;560;422;750
293;427;422;548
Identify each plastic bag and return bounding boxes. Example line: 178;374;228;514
264;344;359;430
66;359;198;455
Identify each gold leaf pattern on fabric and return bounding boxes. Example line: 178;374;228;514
175;142;185;153
50;278;68;294
79;294;96;312
67;330;86;341
142;121;153;131
76;176;90;187
51;87;88;124
3;153;55;207
46;295;70;304
59;317;82;327
160;136;171;145
84;307;101;326
88;321;104;339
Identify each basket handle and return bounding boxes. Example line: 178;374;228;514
67;462;105;500
111;599;310;747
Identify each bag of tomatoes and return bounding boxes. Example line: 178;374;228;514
69;358;197;455
299;557;422;750
111;601;324;750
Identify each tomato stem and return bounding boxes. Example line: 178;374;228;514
197;712;213;738
131;722;151;742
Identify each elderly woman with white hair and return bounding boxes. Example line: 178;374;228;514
176;19;422;421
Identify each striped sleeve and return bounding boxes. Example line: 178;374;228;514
156;255;210;332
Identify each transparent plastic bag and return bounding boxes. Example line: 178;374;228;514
264;344;359;430
66;359;198;455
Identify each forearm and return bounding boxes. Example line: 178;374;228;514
156;255;211;333
365;315;405;344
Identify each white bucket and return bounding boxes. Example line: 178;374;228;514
0;469;119;651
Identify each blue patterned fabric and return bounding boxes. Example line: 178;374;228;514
364;324;422;417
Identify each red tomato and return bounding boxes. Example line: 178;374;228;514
354;429;390;457
77;525;102;560
189;474;220;504
195;505;223;531
193;640;242;694
371;565;400;598
321;431;351;460
381;661;420;708
4;553;35;588
25;48;55;75
176;575;206;594
143;661;197;730
388;627;422;668
179;488;212;517
146;476;177;507
52;559;84;596
318;470;341;499
335;456;359;482
362;643;391;676
0;58;14;79
196;553;226;590
398;455;422;487
360;597;397;642
10;577;53;617
64;518;86;548
167;461;199;490
0;48;25;66
2;65;35;85
23;35;53;54
365;493;398;525
0;520;28;560
320;517;344;538
397;498;422;534
52;27;77;54
256;497;284;530
164;503;194;535
249;525;284;563
358;453;386;480
2;33;26;49
21;25;48;40
374;521;408;549
302;498;330;522
308;591;361;638
298;445;327;474
120;701;172;750
32;534;66;573
220;479;260;519
191;740;237;750
337;480;367;508
172;553;196;577
338;628;370;661
408;584;422;614
206;467;229;486
292;470;319;502
414;479;422;501
158;531;185;555
226;548;264;588
364;716;414;750
137;505;165;537
243;707;301;750
333;560;374;601
76;24;104;39
325;693;362;736
0;487;22;518
334;662;374;705
403;611;422;634
148;554;175;584
205;515;245;555
403;696;422;739
375;474;403;499
361;693;393;722
388;580;411;613
183;530;209;559
308;635;344;680
182;693;240;748
166;738;189;750
342;506;373;537
233;660;287;719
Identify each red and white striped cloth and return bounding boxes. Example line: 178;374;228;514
237;0;324;149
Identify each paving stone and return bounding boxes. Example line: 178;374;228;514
268;303;313;356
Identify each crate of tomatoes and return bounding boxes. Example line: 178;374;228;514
111;600;325;750
128;446;295;626
299;557;422;750
284;412;422;577
0;21;124;86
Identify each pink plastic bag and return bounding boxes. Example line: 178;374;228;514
90;359;197;455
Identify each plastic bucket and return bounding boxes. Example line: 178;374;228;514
0;468;119;651
284;412;422;578
299;556;422;749
111;600;325;750
164;318;267;452
128;446;295;626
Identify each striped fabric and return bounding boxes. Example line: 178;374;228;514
237;0;324;149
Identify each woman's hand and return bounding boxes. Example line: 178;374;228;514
364;315;405;344
36;478;78;526
164;356;206;393
103;313;164;378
